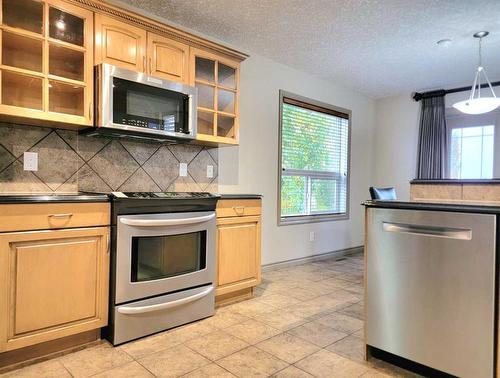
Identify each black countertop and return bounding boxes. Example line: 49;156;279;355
0;192;110;204
363;199;500;214
410;179;500;184
217;194;262;199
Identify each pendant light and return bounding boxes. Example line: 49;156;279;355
453;31;500;115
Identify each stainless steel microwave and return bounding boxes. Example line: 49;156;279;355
94;63;197;141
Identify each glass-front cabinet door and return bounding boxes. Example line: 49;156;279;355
190;47;240;145
0;0;93;125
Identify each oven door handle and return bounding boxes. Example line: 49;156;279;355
120;213;215;227
116;286;214;315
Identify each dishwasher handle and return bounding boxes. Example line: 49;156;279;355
382;222;472;240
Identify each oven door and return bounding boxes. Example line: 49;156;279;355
115;211;215;304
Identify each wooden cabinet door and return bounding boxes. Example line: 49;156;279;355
216;216;261;296
147;33;189;83
0;227;109;352
95;14;146;72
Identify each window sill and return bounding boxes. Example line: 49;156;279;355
278;213;349;226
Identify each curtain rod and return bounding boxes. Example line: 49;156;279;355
413;81;500;101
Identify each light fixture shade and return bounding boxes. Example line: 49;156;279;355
452;97;500;115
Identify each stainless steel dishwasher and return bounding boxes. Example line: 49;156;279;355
366;207;496;378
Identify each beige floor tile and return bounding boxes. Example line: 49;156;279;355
327;335;365;361
282;301;329;320
1;359;71;378
59;343;133;378
256;293;304;308
323;277;360;290
360;368;395;377
284;287;323;301
200;310;251;329
254;310;306;331
337;272;364;283
182;363;236;377
230;298;278;317
299;280;339;296
225;319;282;344
295;349;369;378
217;346;288;378
316;312;364;334
90;361;154;377
301;294;357;314
270;365;315;377
256;333;320;364
166;320;218;343
185;330;249;360
138;345;210;378
288;320;349;347
338;301;364;320
120;331;185;359
353;328;364;338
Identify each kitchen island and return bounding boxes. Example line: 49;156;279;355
363;199;499;378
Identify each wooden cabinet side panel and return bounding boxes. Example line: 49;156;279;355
0;227;109;352
94;13;146;71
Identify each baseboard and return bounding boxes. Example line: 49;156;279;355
262;245;364;272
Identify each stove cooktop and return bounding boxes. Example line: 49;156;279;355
111;192;218;199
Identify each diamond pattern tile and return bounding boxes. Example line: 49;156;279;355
29;132;84;191
119;168;161;192
0;161;51;192
168;144;203;163
143;146;179;190
188;149;218;190
0;144;15;173
120;139;161;165
57;130;111;162
0;123;51;158
87;141;139;190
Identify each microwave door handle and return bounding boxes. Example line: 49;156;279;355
120;213;215;227
116;286;214;315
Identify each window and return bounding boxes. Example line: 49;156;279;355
449;125;494;179
278;91;350;225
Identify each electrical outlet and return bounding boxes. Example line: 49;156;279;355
207;165;214;178
23;152;38;171
309;231;315;242
179;163;188;177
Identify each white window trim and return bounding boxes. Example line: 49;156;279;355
277;90;352;226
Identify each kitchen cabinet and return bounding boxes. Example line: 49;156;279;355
0;203;110;353
190;48;240;145
0;0;94;126
95;15;189;83
215;199;261;305
94;14;146;72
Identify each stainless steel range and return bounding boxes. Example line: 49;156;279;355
104;192;219;345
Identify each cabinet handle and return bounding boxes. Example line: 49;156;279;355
88;101;92;120
232;206;245;215
106;234;110;254
48;213;73;219
143;56;146;73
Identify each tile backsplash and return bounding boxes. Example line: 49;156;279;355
0;123;218;193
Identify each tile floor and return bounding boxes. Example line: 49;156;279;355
2;253;419;378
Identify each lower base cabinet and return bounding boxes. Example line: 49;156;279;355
215;199;262;305
0;226;109;353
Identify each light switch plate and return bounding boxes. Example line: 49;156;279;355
179;163;188;177
23;152;38;171
207;165;214;178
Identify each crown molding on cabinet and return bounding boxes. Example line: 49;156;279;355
69;0;249;62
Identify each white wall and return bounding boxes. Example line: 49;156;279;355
371;94;420;201
218;54;376;265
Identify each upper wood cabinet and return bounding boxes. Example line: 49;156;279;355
0;0;94;125
190;47;240;145
147;32;189;83
94;14;146;72
95;15;189;84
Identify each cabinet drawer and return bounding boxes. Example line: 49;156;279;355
0;203;110;232
216;199;261;218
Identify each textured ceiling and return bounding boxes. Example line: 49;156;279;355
120;0;500;98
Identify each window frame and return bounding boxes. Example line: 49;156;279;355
277;90;352;226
